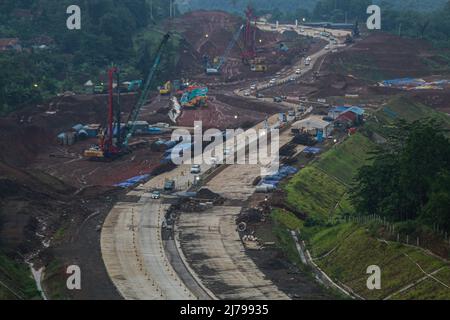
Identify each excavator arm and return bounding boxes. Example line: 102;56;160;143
123;33;171;146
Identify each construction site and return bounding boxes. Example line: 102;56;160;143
1;4;450;302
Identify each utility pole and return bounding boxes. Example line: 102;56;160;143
169;0;175;19
150;0;154;20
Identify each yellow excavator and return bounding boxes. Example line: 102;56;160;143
159;81;172;95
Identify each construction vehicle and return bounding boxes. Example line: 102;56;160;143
206;25;244;75
345;34;354;45
251;64;267;72
124;80;143;92
84;33;171;161
164;179;175;192
250;57;267;72
159;81;172;95
84;67;122;159
94;84;105;94
180;85;208;108
242;6;257;63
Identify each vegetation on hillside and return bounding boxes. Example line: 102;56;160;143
0;253;40;300
0;0;180;115
284;133;373;222
309;223;450;299
277;97;450;299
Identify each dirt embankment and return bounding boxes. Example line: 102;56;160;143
0;159;124;299
1;94;139;167
326;32;438;79
177;93;285;130
267;32;450;100
172;11;312;82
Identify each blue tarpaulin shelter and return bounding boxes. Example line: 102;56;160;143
304;147;321;154
259;166;299;187
115;174;150;188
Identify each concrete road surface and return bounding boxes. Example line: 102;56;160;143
101;196;193;300
178;206;289;300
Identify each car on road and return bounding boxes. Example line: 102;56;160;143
223;148;232;156
269;79;277;85
151;190;161;199
295;69;301;74
325;45;330;50
289;77;296;82
191;164;201;174
273;96;283;103
256;93;264;98
164;180;175;192
250;84;257;90
244;91;251;96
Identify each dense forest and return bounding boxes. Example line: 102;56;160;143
0;0;179;115
177;0;448;14
352;119;450;232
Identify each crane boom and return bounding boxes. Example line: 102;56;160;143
124;33;171;145
206;25;244;75
216;25;244;70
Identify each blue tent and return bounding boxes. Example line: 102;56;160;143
115;174;150;188
304;147;321;154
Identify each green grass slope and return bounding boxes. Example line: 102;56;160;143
308;223;450;300
0;254;40;300
284;133;374;220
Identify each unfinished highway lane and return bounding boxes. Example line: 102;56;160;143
101;162;216;300
101;192;193;300
178;206;289;300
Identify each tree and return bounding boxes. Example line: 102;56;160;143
421;170;450;231
352;118;450;230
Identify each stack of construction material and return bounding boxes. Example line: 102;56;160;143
258;165;298;190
